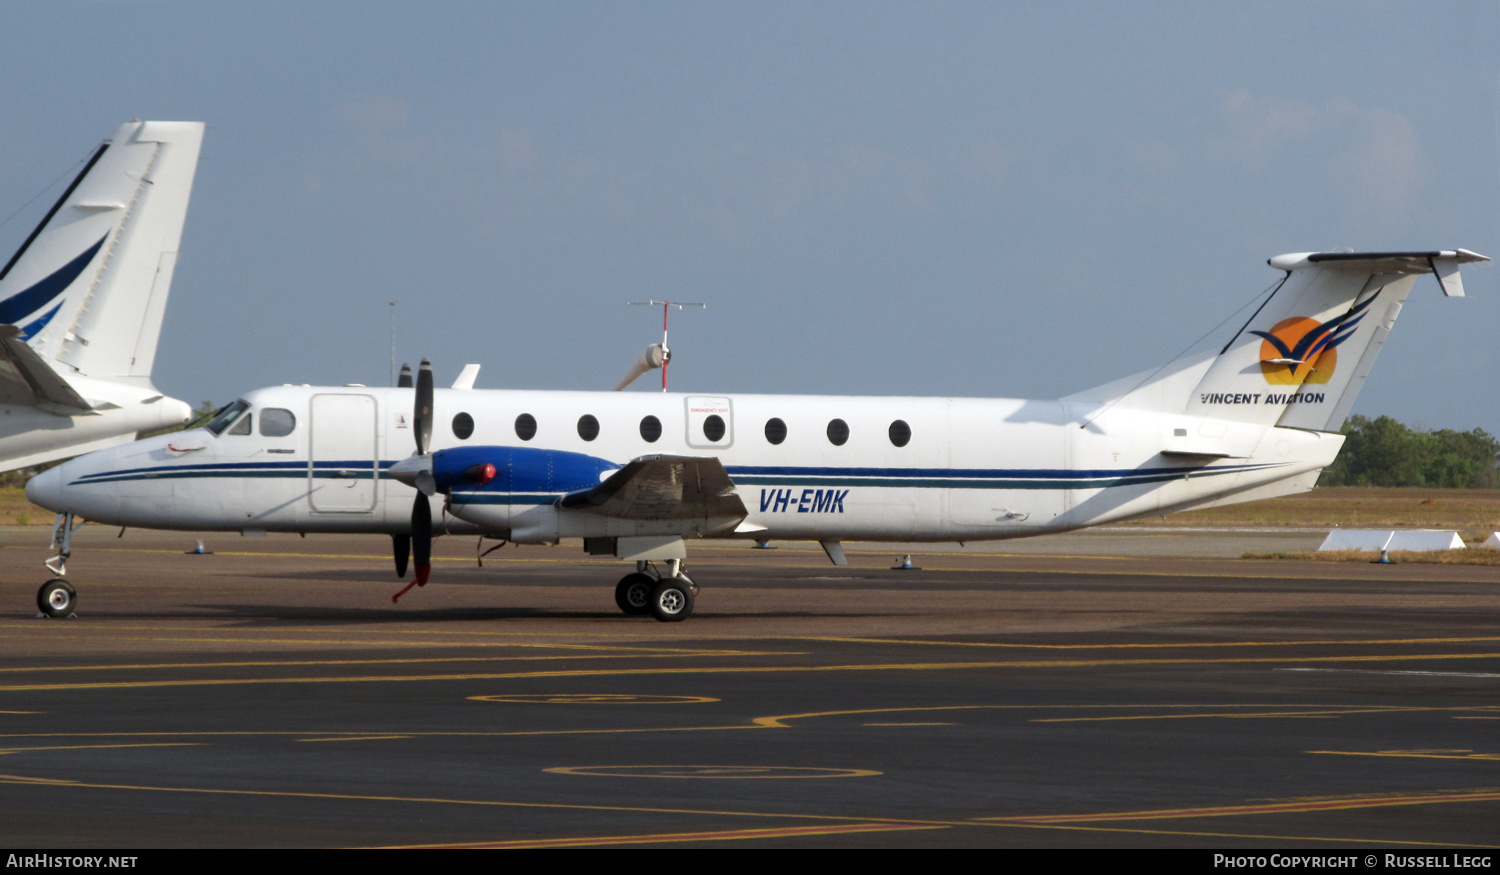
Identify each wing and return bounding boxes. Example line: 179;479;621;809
558;454;747;526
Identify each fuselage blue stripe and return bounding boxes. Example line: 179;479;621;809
71;460;1270;491
72;459;392;484
724;463;1271;479
73;458;1273;484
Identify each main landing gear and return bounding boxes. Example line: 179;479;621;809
37;513;77;619
615;559;698;623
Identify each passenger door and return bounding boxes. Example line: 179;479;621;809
309;393;378;512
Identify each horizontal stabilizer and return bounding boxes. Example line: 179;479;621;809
558;454;747;523
1272;249;1487;295
1277;248;1487;267
0;325;90;410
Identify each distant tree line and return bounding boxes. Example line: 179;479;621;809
1319;415;1500;488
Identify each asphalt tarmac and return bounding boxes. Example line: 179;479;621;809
0;525;1496;848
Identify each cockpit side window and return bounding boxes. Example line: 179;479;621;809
228;412;253;436
259;408;296;437
205;400;251;436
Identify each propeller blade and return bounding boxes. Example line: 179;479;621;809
392;495;432;603
412;493;432;584
392;534;410;577
397;363;412;388
393;357;435;604
414;358;433;456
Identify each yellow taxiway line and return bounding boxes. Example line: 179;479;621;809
0;651;1497;693
981;788;1500;823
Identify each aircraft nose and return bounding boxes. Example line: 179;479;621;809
24;466;64;513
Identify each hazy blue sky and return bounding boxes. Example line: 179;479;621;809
2;2;1497;432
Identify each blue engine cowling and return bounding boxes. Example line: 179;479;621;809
429;445;617;498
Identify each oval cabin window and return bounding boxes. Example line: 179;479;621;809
259;408;296;438
888;419;911;447
515;413;537;441
826;418;849;446
452;412;474;440
639;415;662;443
703;414;726;443
764;417;787;445
577;414;600;442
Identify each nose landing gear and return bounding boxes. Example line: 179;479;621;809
615;559;697;622
38;513;77;619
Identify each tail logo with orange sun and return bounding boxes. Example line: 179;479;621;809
1251;293;1377;385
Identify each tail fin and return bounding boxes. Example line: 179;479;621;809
1184;250;1487;431
0;120;204;386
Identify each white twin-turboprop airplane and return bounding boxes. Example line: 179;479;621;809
24;246;1486;621
0;120;202;473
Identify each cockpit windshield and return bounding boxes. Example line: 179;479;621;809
204;399;251;436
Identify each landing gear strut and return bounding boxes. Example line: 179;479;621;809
615;559;697;622
38;513;77;618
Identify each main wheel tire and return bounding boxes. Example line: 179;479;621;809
614;573;654;615
37;579;76;618
649;578;694;623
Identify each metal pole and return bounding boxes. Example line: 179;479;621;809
628;300;705;392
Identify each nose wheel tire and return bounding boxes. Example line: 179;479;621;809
649;578;694;623
614;573;655;616
37;579;76;619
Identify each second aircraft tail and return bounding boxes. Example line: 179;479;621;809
0;120;205;394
